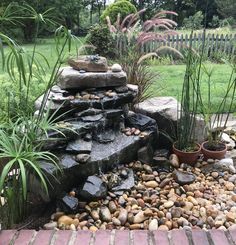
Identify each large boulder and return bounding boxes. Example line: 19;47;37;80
135;97;205;147
58;67;127;89
135;97;178;148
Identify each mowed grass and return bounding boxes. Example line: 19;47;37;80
0;38;235;113
149;63;236;112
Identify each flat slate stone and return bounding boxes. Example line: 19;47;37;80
66;139;92;153
58;67;127;89
68;56;108;72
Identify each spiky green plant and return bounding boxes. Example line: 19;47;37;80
0;3;80;228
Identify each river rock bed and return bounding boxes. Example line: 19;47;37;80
43;155;236;231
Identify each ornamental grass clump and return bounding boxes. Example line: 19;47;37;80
106;10;183;105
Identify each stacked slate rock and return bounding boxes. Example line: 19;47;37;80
35;55;156;198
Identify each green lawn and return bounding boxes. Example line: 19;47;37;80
149;63;236;112
0;38;235;113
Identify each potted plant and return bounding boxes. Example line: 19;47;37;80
198;63;236;160
171;36;202;165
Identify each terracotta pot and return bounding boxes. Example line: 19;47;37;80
201;141;227;160
172;142;201;166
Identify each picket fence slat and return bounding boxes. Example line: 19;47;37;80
119;33;236;57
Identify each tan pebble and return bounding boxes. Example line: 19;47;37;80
82;94;90;100
165;221;172;230
130;224;142;230
144;208;153;217
133;211;149;224
211;172;219;178
137;198;145;208
79;221;87;227
69;191;76;197
226;212;236;222
125;131;132;136
89;226;98;232
134;129;141;136
58;215;74;227
163;201;174;209
232;195;236;202
169;154;179;168
158;225;169;231
51;212;65;221
225;182;234;191
187;196;198;205
144;181;158;188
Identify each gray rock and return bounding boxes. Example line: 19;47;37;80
58;67;127;89
172;170;196;185
108;173;121;189
135;97;205;146
138;146;153;164
115;86;129;93
78;176;107;201
118;208;128;225
66;139;92;154
201;158;236;174
57;195;78;213
99;206;112;222
68;56;108;72
81;114;104;122
43;222;57;230
112;169;135;192
111;64;122;72
125;113;157;132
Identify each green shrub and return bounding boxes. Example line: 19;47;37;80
183;11;204;30
209;15;220;28
100;0;137;24
86;24;116;58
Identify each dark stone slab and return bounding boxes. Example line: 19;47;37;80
66;139;92;154
111;169;135;192
125;113;157;132
57;195;79;213
77;176;107;201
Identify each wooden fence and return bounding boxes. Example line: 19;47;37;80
143;33;236;57
118;33;236;58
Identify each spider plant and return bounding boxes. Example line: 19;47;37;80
0;3;80;228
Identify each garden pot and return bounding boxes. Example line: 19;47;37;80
172;142;201;166
201;141;227;160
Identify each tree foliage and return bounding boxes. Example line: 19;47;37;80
215;0;236;20
101;0;137;23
